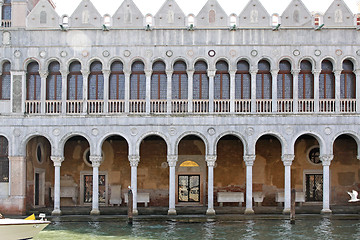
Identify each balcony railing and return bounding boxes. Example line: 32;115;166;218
235;100;251;113
108;100;125;113
214;100;230;113
88;100;104;114
277;99;293;113
340;99;356;113
150;100;167;113
256;100;272;113
1;20;11;28
193;100;209;113
66;100;83;114
45;100;62;114
298;99;314;112
171;100;188;113
25;100;41;114
319;99;335;112
129;100;146;113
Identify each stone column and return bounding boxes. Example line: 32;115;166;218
334;70;341;112
206;155;216;215
0;1;3;22
244;155;255;214
9;156;26;215
355;70;360;113
208;70;216;113
129;155;140;215
229;70;236;113
250;70;257;113
271;69;278;113
282;154;294;214
320;154;333;214
124;71;131;113
292;69;300;113
81;70;89;113
167;155;177;215
90;155;102;215
103;70;110;114
50;156;64;216
60;70;68;114
145;70;152;113
187;70;194;112
39;71;48;114
313;70;321;112
166;70;173;114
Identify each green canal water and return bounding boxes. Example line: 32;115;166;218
34;218;360;240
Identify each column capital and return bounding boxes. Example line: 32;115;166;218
334;70;342;76
312;70;321;75
206;155;216;167
354;69;360;75
39;70;48;79
129;155;140;167
102;69;111;75
8;156;26;162
250;69;258;75
291;69;300;75
271;69;279;75
207;70;216;77
60;70;69;76
320;154;333;166
186;69;194;75
145;70;152;77
357;155;360;161
282;154;295;166
166;70;173;76
243;155;256;166
81;70;90;77
51;156;64;167
90;155;103;168
229;70;237;76
167;155;178;167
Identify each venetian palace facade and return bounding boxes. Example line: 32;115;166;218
0;0;359;216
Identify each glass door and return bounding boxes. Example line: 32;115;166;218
178;175;200;202
84;175;106;204
305;174;323;201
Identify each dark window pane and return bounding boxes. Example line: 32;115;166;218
237;61;249;72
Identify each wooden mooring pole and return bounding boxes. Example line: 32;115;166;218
290;189;296;224
128;187;133;225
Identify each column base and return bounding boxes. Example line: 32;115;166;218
206;208;216;215
51;209;62;216
244;208;254;215
133;209;138;216
282;208;291;215
168;209;177;215
90;209;100;215
321;209;332;215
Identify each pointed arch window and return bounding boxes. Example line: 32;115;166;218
256;60;272;99
88;61;104;100
151;61;166;100
277;60;293;99
172;61;188;99
0;136;8;182
299;60;314;99
341;60;355;99
193;61;209;99
319;60;335;99
130;61;146;100
27;62;41;100
46;62;61;100
214;61;230;99
109;61;125;100
0;61;10;100
235;61;251;99
67;61;83;100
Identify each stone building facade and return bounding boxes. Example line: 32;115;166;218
0;0;359;215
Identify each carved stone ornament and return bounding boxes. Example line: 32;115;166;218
320;155;333;166
314;50;321;56
251;50;258;57
14;50;22;58
230;50;237;57
206;155;216;167
207;127;216;136
90;155;103;167
129;155;140;167
335;49;343;56
52;128;60;136
39;50;47;58
293;50;300;56
285;126;294;135
246;127;254;136
243;155;256;166
92;128;99;136
124;50;131;57
102;50;110;57
13;129;21;137
60;51;68;57
82;50;89;57
169;127;177;136
187;50;194;57
324;127;332;135
357;50;360;56
51;156;64;167
166;50;173;57
167;155;178;167
282;154;295;166
146;50;153;58
130;128;138;136
208;50;216;57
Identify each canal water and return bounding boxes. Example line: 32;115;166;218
35;218;360;240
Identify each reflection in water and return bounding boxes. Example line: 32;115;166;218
204;222;215;239
277;221;293;240
315;218;333;240
243;220;256;240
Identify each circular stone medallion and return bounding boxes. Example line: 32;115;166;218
60;51;68;58
208;50;216;57
324;127;332;135
124;50;131;57
187;50;194;57
166;50;173;57
246;127;254;136
335;49;342;56
53;128;60;136
207;128;216;136
14;50;22;58
293;50;300;56
92;128;99;136
39;51;47;58
314;50;321;56
102;50;110;57
230;50;237;57
251;50;258;57
82;50;89;57
356;50;360;56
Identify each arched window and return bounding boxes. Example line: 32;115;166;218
46;62;61;100
0;61;10;100
172;61;188;99
187;14;195;28
67;61;83;100
272;13;280;26
235;60;251;99
299;60;314;99
230;14;237;28
61;15;69;27
151;61;166;100
109;61;125;100
2;0;11;21
130;61;145;100
145;14;153;27
193;61;209;99
214;61;230;99
320;60;335;99
277;60;293;99
88;61;104;100
26;62;40;100
341;60;355;99
0;136;8;182
209;10;215;23
256;60;272;99
104;14;111;27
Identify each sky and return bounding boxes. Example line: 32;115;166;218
52;0;360;16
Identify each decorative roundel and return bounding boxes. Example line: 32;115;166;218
307;146;321;165
208;50;216;57
102;50;110;57
314;50;321;56
124;50;131;57
187;50;194;57
53;128;60;136
146;50;153;58
60;51;68;58
293;50;300;56
335;49;343;56
39;50;47;58
14;50;22;58
251;50;258;57
166;50;173;57
324;127;332;135
207;127;216;136
357;50;360;56
230;50;237;57
82;50;89;57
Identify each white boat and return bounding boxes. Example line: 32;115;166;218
0;217;50;240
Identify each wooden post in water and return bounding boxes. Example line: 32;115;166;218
128;187;133;225
290;189;296;224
